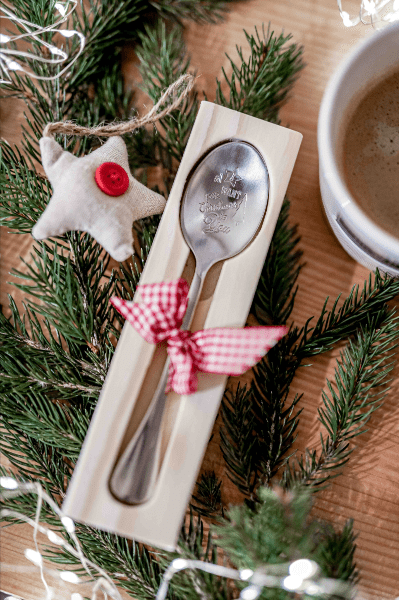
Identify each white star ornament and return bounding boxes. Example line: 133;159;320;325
32;136;166;262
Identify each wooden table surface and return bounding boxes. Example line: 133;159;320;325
1;1;399;599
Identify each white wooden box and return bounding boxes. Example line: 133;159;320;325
63;102;302;550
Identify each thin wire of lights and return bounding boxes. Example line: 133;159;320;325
155;557;353;600
0;0;85;84
0;476;122;600
0;476;353;600
337;0;399;27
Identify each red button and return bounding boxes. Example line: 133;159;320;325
95;162;129;196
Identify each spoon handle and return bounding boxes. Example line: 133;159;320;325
109;271;204;505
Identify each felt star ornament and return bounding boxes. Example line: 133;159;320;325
32;135;166;261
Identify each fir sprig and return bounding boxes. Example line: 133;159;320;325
282;310;399;489
251;197;303;326
136;21;199;170
0;141;51;231
0;469;164;599
214;486;357;598
149;0;236;25
191;471;224;518
215;24;304;121
221;273;399;498
0;297;104;398
316;519;359;583
162;510;228;600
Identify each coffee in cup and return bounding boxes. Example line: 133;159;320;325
318;22;399;275
341;68;399;240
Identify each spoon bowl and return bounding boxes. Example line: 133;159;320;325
181;140;269;274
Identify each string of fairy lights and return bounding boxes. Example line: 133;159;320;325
0;0;85;84
337;0;399;27
1;0;396;87
0;476;122;600
0;476;355;600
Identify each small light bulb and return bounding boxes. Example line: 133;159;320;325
0;34;11;43
59;30;76;38
289;559;319;580
5;58;22;71
24;548;43;566
172;558;188;571
55;3;67;16
71;594;83;600
363;0;377;15
0;476;18;489
240;569;254;581
239;585;261;600
305;583;321;596
341;10;356;26
60;571;80;584
61;516;75;533
49;46;66;57
283;575;303;591
48;530;64;545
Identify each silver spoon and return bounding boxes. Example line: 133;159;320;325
109;140;269;504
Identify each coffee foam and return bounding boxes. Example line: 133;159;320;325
342;69;399;239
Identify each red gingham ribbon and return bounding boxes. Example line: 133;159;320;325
110;279;288;396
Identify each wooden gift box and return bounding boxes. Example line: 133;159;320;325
63;102;302;550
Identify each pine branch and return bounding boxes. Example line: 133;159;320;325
251;197;303;326
136;21;198;171
0;468;163;600
220;198;303;498
149;0;236;25
314;519;359;584
282;310;399;489
214;486;356;598
191;471;224;518
69;0;150;88
214;486;314;569
1;139;139;351
10;238;116;352
215;24;304;121
0;298;104;397
0;141;50;231
221;272;399;499
214;486;316;600
220;383;265;496
161;510;228;600
0;436;73;496
2;0;221;96
2;54;133;164
50;526;163;599
71;0;235;87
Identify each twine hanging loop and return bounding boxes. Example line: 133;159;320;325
43;73;194;138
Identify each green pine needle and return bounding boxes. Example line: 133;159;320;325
191;471;224;518
136;21;199;170
282;310;399;489
215;24;304;121
221;271;399;499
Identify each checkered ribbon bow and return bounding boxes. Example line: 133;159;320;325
110;279;288;396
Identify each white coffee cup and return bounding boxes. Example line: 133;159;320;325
318;22;399;276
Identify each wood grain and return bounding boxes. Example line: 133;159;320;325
1;0;398;598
